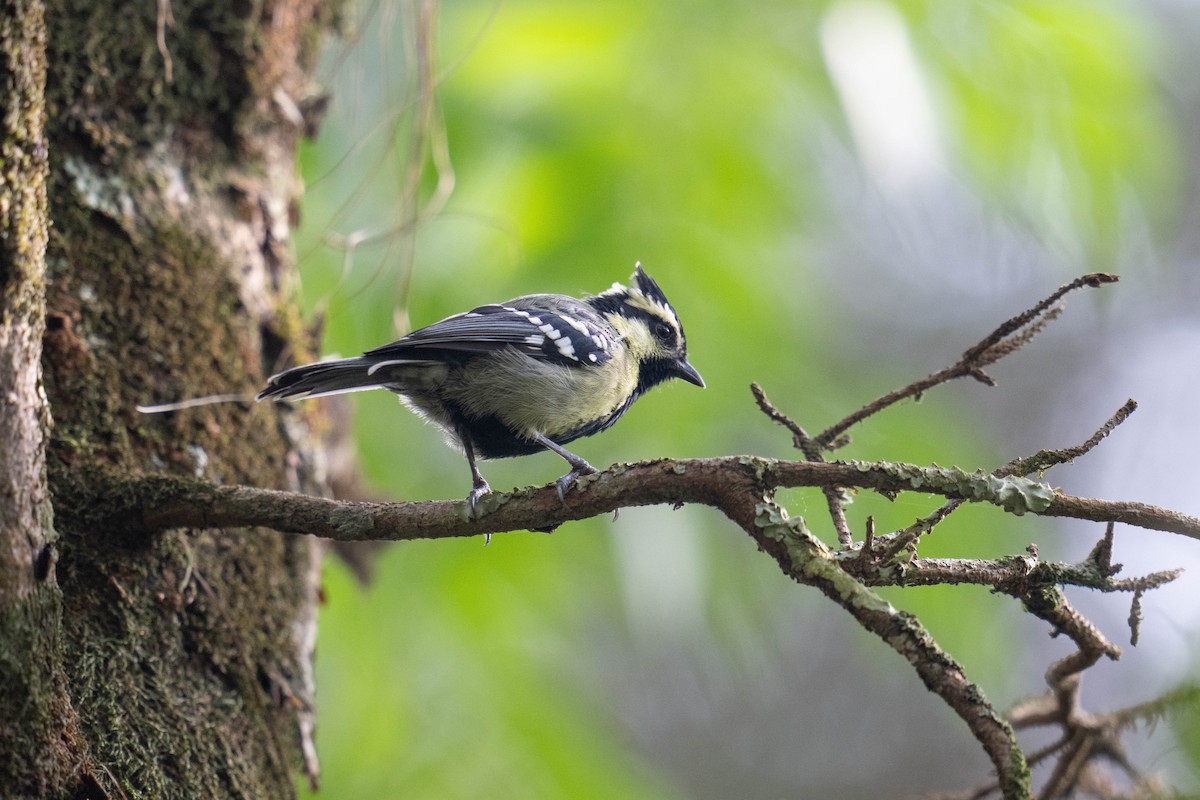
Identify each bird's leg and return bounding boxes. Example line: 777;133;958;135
461;436;491;518
529;432;597;503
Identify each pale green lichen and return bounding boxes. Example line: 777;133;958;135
738;455;777;484
754;501;790;537
573;471;602;491
457;489;512;522
849;461;1055;515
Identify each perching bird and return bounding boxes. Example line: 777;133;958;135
257;264;704;510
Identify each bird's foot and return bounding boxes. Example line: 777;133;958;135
555;459;597;504
467;479;492;519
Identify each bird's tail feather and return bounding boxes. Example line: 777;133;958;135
257;357;385;401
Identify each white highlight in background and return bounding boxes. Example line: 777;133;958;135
612;509;705;641
819;1;945;194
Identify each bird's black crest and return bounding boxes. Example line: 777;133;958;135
632;263;672;310
588;263;682;332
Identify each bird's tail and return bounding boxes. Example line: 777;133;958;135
257;357;385;401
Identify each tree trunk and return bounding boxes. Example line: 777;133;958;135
2;1;338;797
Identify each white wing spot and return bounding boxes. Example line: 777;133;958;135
539;322;562;339
588;353;598;362
564;316;590;335
555;337;577;360
524;334;545;346
526;315;542;325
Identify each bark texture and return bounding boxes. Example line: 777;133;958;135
0;0;50;602
1;1;339;797
0;1;90;797
0;1;83;796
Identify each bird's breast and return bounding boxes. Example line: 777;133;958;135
453;347;636;442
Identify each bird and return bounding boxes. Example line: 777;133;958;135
257;263;704;511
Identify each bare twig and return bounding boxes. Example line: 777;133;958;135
815;274;1118;449
857;516;875;564
1088;522;1117;575
962;274;1117;363
1000;399;1138;478
750;382;820;459
824;491;854;549
844;549;1181;599
156;0;174;83
752;382;854;547
1128;589;1144;647
878;502;960;563
881;400;1139;561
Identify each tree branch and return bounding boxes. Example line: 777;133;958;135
740;499;1029;797
79;456;1200;544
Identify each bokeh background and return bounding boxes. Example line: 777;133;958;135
292;1;1200;796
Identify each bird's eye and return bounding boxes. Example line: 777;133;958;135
653;321;673;342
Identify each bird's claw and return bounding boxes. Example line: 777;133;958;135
554;460;597;504
467;480;492;519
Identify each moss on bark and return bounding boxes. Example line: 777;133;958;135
33;0;341;796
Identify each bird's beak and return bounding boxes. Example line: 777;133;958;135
673;358;705;388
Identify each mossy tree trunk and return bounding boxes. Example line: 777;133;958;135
2;1;339;797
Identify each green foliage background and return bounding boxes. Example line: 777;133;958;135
295;1;1197;796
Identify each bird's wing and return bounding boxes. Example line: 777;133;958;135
362;301;617;369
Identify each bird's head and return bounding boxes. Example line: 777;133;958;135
590;263;704;395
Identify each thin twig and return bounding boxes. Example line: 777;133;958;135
961;274;1117;363
824;487;854;549
847;553;1180;596
882;400;1139;559
750;382;820;460
857;516;875;564
1128;589;1144;647
1087;522;1117;575
1005;683;1200;799
816;274;1118;449
752;383;855;546
999;399;1137;478
156;0;174;83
